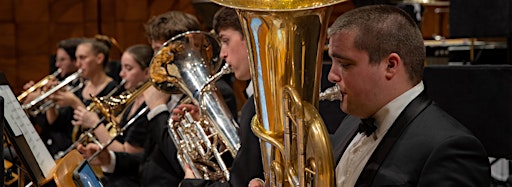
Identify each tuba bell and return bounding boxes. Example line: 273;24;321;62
149;31;240;181
210;0;346;186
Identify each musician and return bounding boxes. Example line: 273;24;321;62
46;37;120;157
21;38;84;104
144;9;237;117
73;44;153;153
73;44;153;186
14;37;84;161
327;5;489;186
177;7;264;187
79;11;238;186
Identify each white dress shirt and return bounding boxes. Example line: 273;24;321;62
335;82;424;187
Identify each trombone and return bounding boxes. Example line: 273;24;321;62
21;69;84;116
57;80;151;159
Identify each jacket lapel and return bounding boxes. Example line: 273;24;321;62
356;91;432;186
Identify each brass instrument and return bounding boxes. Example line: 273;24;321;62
22;69;84;116
210;0;345;186
150;31;240;181
57;80;149;160
319;85;342;101
17;68;62;102
71;79;126;142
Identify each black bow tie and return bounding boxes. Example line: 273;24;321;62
358;118;377;137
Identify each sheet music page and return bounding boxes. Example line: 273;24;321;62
0;85;56;178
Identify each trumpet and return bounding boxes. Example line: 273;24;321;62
17;68;62;102
22;69;84;116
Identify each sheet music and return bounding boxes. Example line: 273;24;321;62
0;85;56;178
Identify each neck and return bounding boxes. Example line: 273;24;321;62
88;72;109;86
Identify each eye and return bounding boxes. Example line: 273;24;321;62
221;38;229;45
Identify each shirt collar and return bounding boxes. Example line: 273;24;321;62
372;81;424;137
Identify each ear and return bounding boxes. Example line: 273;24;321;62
96;53;105;65
384;53;401;80
143;68;149;77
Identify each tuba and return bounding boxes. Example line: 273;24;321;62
149;31;240;181
210;0;345;186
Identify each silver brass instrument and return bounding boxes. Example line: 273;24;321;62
22;69;84;116
17;68;62;102
150;31;240;181
319;85;342;101
210;0;345;186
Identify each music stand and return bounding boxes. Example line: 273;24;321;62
1;95;5;187
0;72;56;186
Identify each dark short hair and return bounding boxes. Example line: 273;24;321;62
328;5;425;83
144;11;201;42
57;37;84;61
124;44;153;69
213;7;242;36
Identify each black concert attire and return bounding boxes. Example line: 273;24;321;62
105;82;238;187
102;101;149;187
40;80;118;157
332;84;490;186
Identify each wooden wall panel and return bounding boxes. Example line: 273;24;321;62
117;0;150;21
0;22;17;88
15;0;50;22
1;0;206;95
0;0;14;21
17;55;50;90
0;23;16;58
49;0;84;23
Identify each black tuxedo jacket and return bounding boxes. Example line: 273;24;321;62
332;93;490;186
181;95;264;187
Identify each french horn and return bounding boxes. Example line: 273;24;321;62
210;0;346;186
149;31;240;181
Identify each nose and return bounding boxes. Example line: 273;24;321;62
219;46;228;60
119;69;126;78
76;60;82;68
327;63;341;84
